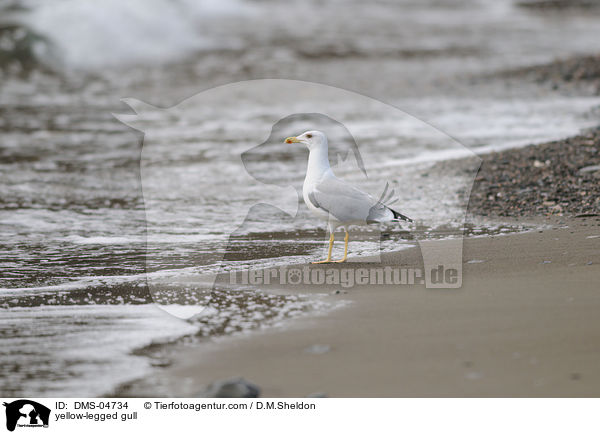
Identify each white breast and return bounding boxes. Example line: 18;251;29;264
303;180;331;222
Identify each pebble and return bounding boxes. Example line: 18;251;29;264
304;344;331;355
306;392;328;398
578;165;600;174
200;377;261;398
465;371;483;380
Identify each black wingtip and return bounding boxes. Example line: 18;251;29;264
391;208;413;223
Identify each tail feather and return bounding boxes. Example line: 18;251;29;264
377;182;412;223
390;208;413;222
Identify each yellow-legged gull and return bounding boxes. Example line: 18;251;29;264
285;130;412;263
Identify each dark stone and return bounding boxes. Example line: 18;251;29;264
200;377;261;398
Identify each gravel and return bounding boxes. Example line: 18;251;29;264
469;128;600;218
497;54;600;95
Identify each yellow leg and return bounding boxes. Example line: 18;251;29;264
335;231;349;263
312;232;334;264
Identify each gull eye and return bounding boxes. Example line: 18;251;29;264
306;134;312;138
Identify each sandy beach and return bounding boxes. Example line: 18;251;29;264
115;107;600;397
115;215;599;397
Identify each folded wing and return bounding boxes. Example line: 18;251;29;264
308;176;410;224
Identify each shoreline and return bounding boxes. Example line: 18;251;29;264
4;43;600;397
115;103;600;396
2;0;600;401
115;216;600;397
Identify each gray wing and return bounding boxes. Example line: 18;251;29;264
308;176;395;223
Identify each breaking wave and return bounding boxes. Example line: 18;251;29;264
0;0;250;72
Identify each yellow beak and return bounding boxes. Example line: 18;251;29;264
285;136;301;144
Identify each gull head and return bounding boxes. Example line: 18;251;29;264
284;130;327;151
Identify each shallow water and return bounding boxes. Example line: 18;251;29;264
0;304;197;396
1;0;600;396
0;290;330;396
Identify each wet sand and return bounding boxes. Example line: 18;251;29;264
118;216;600;397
